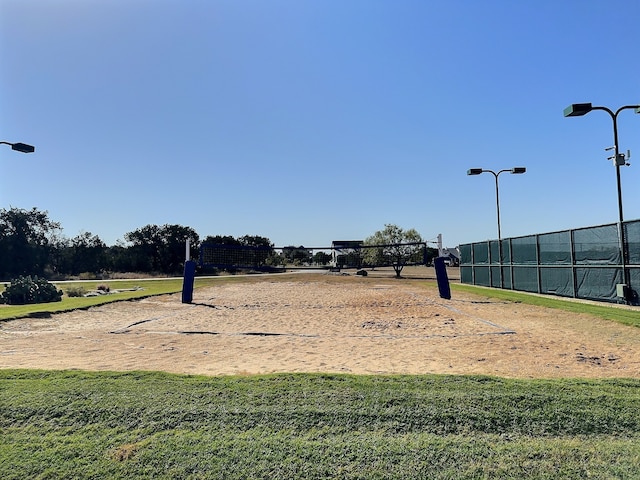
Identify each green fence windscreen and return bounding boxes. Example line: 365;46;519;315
490;266;501;288
512;266;538;293
474;266;490;286
540;267;573;297
472;243;489;265
539;231;571;265
502;266;512;289
460;244;472;265
573;224;620;265
501;239;511;264
490;241;500;265
460;265;473;283
511;235;538;265
624;222;640;265
575;267;622;302
460;220;640;305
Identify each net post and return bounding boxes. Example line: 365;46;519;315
182;260;196;304
182;240;195;304
434;257;451;300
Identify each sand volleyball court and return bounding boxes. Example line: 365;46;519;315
2;272;640;378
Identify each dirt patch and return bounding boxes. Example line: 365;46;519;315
1;272;640;378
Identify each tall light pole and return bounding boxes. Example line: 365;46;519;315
564;102;640;302
467;167;526;240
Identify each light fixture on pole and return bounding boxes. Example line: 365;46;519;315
467;167;526;241
1;140;35;208
0;141;35;153
563;102;639;224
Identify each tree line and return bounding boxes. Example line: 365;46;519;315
0;207;434;280
0;207;335;279
0;207;236;279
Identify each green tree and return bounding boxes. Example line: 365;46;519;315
313;251;332;266
160;224;200;273
239;235;275;267
282;246;312;265
0;207;61;278
49;232;107;276
124;224;199;274
69;232;107;275
202;235;241;246
105;242;133;273
364;224;424;277
200;235;276;269
238;235;273;249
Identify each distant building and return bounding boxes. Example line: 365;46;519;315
435;234;459;266
440;247;460;266
331;240;363;269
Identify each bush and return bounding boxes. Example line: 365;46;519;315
96;284;110;292
65;286;87;297
1;276;63;305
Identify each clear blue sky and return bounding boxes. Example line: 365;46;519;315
1;0;639;249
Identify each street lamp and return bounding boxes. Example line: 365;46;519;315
564;102;640;302
563;102;639;224
467;167;526;240
0;141;35;153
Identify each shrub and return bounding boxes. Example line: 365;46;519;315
96;284;110;293
0;276;63;305
65;286;87;297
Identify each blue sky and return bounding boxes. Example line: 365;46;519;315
1;0;639;249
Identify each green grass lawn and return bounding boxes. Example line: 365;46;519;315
1;370;639;479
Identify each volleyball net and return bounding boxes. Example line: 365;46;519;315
181;241;446;303
198;241;429;271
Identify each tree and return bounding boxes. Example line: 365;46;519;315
363;224;424;278
202;235;241;246
238;235;275;267
159;224;200;273
0;207;61;278
200;234;276;269
105;242;133;273
71;232;107;275
124;224;199;274
238;235;273;249
282;245;312;265
50;232;107;276
313;251;332;266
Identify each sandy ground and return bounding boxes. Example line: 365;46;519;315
2;270;640;378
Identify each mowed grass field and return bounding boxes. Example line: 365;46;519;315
2;273;640;478
2;371;640;479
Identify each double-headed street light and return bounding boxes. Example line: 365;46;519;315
563;103;639;224
564;102;640;302
467;167;526;241
0;141;35;154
